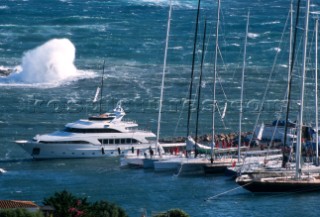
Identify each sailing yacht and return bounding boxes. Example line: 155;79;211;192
15;103;157;159
119;1;186;168
236;0;320;193
142;0;208;173
203;1;248;175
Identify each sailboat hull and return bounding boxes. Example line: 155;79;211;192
237;177;320;193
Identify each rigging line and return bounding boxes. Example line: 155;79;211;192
301;21;315;101
248;5;291;147
302;23;316;124
307;23;315;69
215;101;227;129
239;10;250;162
231;44;244;80
263;8;293;160
218;3;229;63
173;89;191;136
205;57;229;124
197;17;212;62
218;6;240;83
202;16;213;69
205;182;252;201
315;18;319;164
173;78;194;136
208;27;230;103
264;88;290;162
216;71;228;101
215;45;228;101
205;24;232;104
296;0;310;178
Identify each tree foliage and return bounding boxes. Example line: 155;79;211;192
87;201;128;217
43;190;90;217
0;208;43;217
43;190;128;217
153;209;190;217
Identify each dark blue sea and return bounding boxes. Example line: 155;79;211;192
1;0;320;216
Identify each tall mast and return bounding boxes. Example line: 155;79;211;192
283;0;301;148
211;0;221;163
99;60;105;115
288;1;294;92
238;11;250;163
156;0;172;149
315;18;319;165
187;0;201;138
195;19;207;158
296;0;310;179
281;0;295;168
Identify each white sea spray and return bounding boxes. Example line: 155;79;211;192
0;38;96;87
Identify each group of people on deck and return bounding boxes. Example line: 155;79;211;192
213;133;250;148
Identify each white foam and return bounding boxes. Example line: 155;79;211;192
261;21;281;25
268;47;281;53
247;33;260;39
128;0;194;9
0;38;97;87
279;64;288;68
230;43;240;47
0;6;9;10
172;46;183;50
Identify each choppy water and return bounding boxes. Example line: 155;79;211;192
1;0;320;216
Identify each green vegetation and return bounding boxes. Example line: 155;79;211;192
0;191;190;217
42;190;128;217
153;209;190;217
0;209;43;217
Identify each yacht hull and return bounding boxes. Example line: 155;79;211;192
153;159;181;173
204;163;231;174
236;177;320;193
16;140;152;160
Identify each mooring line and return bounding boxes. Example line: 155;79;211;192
205;182;252;201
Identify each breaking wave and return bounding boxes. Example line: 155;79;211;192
0;38;96;87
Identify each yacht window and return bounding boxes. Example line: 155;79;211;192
63;127;120;133
132;139;138;144
115;139;120;144
88;116;115;121
126;138;131;144
121;139;126;144
100;139;114;145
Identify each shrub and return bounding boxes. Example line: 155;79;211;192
43;190;128;217
43;190;89;217
153;209;190;217
87;201;128;217
0;208;43;217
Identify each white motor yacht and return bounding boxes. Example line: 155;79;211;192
15;103;156;159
